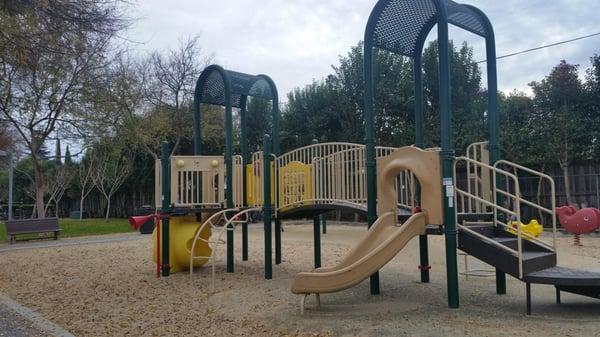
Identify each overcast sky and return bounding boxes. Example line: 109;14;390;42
127;0;600;99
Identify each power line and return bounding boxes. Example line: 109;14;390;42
476;31;600;64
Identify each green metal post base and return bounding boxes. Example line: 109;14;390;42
264;218;272;279
496;270;506;294
418;235;430;283
242;223;248;261
275;219;282;264
444;232;459;308
227;230;234;273
370;273;380;295
313;216;321;268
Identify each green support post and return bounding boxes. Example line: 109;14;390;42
225;92;234;274
363;45;380;295
486;22;505;296
437;9;459;309
321;214;327;234
240;96;249;261
161;141;171;277
268;79;282;267
414;52;430;284
263;135;273;279
313;216;321;268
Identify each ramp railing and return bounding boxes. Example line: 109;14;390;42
246;143;415;214
247;143;416;215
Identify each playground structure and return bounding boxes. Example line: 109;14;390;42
136;0;600;316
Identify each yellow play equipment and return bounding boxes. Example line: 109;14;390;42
152;216;212;274
507;219;543;238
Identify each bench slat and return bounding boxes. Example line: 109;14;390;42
5;218;60;235
7;229;62;235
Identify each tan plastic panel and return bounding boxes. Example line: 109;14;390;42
377;146;443;225
290;212;427;294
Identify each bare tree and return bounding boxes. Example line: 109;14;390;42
0;1;129;218
146;36;214;156
93;153;132;221
77;156;97;220
44;164;73;217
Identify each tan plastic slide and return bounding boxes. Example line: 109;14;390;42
290;146;442;298
290;211;427;294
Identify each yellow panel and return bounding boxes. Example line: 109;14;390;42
246;164;254;205
278;161;313;207
245;162;275;206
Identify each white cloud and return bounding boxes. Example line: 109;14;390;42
127;0;600;98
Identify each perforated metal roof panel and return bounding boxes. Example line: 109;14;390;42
368;0;490;57
199;69;275;108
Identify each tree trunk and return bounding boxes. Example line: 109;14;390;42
80;196;84;220
33;164;46;218
105;197;111;222
561;162;574;207
536;174;544;221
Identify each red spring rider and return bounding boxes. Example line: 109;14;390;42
556;206;600;246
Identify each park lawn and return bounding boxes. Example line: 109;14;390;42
0;218;135;243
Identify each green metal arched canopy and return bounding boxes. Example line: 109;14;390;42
362;0;501;306
193;64;280;211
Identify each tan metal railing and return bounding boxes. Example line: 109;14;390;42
249;143;415;213
154;155;244;208
454;156;556;279
494;160;557;252
232;155;244;208
464;141;492;213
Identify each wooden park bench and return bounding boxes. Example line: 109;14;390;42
5;218;61;244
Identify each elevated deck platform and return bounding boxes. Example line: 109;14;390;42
276;202;412;220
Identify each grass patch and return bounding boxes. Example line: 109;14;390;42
0;218;135;243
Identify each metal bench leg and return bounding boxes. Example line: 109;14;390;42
54;231;59;240
300;294;308;315
555;286;561;304
526;283;531;315
9;235;15;245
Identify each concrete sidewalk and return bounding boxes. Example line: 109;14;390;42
0;293;75;337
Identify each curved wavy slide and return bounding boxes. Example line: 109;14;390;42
290;147;441;313
290;211;428;308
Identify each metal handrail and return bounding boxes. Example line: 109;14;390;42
494;159;557;253
454;156;525;278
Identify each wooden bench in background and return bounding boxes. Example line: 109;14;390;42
5;218;61;244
